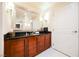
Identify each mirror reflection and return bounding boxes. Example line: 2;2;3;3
5;2;51;32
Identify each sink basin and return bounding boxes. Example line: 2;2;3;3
29;32;40;36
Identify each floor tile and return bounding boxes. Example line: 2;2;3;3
36;47;67;57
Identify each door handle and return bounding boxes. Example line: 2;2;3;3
73;30;78;33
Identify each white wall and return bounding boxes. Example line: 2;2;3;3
50;3;79;57
3;3;12;34
0;2;3;57
0;2;13;57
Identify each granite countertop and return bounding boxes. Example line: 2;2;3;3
4;31;51;40
4;34;40;40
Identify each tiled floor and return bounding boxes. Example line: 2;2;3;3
36;47;68;57
0;48;68;57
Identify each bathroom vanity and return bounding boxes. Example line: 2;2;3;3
4;32;51;57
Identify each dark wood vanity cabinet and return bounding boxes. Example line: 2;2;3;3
45;33;51;50
25;36;37;57
4;32;51;57
25;38;28;56
37;35;45;53
10;39;24;57
4;38;24;57
4;40;11;57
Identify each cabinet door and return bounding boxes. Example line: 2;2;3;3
4;40;11;57
28;36;37;57
10;38;24;57
45;33;51;49
37;35;45;53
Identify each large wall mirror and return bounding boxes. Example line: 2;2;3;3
6;2;52;32
13;4;41;32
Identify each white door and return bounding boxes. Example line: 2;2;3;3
52;3;79;57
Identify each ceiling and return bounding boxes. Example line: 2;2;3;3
14;2;71;13
14;2;43;13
